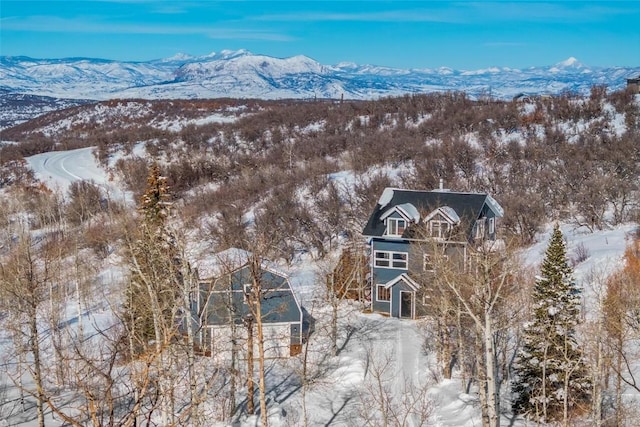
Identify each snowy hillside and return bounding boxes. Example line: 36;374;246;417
1;83;638;425
4;145;637;426
2;50;638;101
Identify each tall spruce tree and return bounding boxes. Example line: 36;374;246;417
512;224;591;422
140;163;171;226
122;163;180;355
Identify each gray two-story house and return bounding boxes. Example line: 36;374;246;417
362;186;504;319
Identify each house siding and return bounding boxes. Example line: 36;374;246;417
478;203;499;241
371;238;410;314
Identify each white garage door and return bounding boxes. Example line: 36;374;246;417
201;323;292;361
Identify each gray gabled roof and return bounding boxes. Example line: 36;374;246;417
362;188;503;239
383;273;420;290
203;262;303;325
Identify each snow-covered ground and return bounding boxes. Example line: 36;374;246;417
2;147;637;426
24;146;132;202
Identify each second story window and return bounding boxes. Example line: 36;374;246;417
430;220;450;238
489;217;495;235
386;218;407;237
374;250;408;269
423;253;448;272
475;218;486;239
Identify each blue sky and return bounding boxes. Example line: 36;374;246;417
1;1;638;69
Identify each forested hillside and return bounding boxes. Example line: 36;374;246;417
2;88;638;252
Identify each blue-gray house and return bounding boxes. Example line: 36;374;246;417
193;249;304;358
362;186;504;319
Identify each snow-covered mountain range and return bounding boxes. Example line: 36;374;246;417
1;50;638;101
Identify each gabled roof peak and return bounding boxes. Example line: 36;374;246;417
383;273;420;291
380;202;421;223
425;206;461;224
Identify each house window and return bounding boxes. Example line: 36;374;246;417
488;217;495;234
374;250;408;269
201;327;213;353
423;254;433;272
376;285;390;302
466;253;479;274
430;220;450;238
243;283;252;303
422;292;431;305
423;253;448;272
197;282;210;313
386;218;406;237
475;218;486;239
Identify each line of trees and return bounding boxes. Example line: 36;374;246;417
0;165;380;426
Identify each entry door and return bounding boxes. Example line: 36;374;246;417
400;291;414;319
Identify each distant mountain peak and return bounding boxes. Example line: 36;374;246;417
556;57;583;68
217;49;251;59
1;50;637;102
335;61;358;68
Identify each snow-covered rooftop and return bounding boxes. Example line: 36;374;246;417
380;202;421;223
194;247;252;279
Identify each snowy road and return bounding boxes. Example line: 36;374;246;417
25;146;131;202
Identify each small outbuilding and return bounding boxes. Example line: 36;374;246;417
191;248;304;359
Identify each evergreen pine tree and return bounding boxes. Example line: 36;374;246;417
139;162;171;226
122;163;180;355
512;224;591;421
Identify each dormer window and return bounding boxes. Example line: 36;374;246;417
430;220;450;238
424;206;459;240
380;203;420;237
386;218;406;237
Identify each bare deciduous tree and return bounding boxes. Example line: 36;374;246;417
416;236;523;427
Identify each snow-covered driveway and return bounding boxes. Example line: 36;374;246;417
25;146;130;201
26;147;102;190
